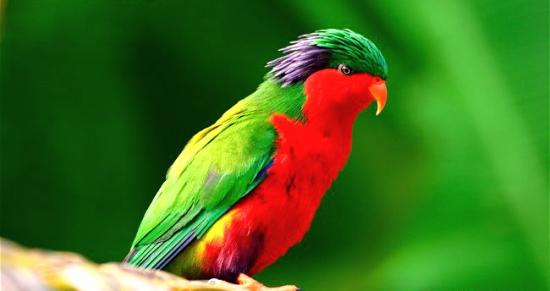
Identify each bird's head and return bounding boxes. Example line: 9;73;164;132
267;29;388;116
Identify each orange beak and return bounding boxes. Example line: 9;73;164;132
369;81;387;116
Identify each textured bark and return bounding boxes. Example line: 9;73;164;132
0;238;297;291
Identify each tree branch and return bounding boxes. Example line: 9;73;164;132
0;238;297;291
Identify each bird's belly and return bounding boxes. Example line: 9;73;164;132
195;144;342;279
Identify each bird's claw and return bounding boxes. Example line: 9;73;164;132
237;273;300;291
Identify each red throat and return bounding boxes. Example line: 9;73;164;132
302;68;381;130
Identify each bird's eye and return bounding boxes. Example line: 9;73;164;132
338;64;352;76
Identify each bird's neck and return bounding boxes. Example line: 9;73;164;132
303;82;366;142
253;78;365;137
256;78;363;168
303;98;364;141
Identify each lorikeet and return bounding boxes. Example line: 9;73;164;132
125;29;388;282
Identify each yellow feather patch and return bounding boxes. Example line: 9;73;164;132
197;209;238;256
163;209;239;276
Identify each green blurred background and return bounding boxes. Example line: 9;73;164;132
1;0;548;290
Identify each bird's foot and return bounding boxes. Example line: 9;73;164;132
237;273;300;291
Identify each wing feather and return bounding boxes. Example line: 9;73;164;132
125;101;275;269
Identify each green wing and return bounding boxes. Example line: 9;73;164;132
125;99;275;269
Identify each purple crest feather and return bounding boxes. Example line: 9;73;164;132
266;32;330;86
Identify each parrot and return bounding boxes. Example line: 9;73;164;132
124;28;388;283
